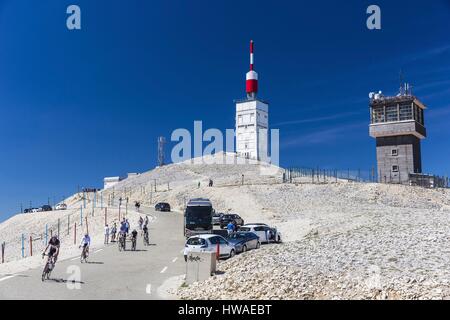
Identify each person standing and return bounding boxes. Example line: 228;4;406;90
125;219;130;234
227;221;234;236
104;224;110;244
110;223;117;242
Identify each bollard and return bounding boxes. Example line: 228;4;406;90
1;242;5;263
30;236;33;256
74;223;77;245
216;242;220;261
21;234;24;258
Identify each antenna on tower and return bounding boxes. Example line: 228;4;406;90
157;136;166;167
399;69;405;95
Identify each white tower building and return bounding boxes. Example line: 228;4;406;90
235;40;269;161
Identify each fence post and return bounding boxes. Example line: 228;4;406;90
30;236;33;256
21;234;24;258
1;242;5;263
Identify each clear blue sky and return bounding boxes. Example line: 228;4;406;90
0;0;449;221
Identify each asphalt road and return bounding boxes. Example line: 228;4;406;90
0;207;186;299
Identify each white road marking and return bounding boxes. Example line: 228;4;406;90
71;257;79;261
94;249;103;253
172;257;178;263
146;284;152;294
0;275;15;282
160;266;168;274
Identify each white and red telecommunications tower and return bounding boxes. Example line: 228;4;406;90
246;40;258;99
235;40;269;161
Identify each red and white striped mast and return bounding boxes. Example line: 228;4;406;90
246;40;258;99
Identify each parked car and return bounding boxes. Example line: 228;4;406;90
183;234;236;261
239;224;282;243
41;205;52;212
227;231;260;253
31;208;41;213
212;212;223;225
24;208;32;213
155;202;171;212
55;203;67;210
219;214;244;229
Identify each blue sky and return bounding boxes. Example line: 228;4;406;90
0;0;449;221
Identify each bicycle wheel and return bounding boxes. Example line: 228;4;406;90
41;262;50;281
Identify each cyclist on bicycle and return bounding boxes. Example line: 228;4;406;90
130;229;138;249
42;235;60;263
79;233;91;256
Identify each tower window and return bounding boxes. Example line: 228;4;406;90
386;106;398;122
399;104;413;121
391;149;398;156
392;165;399;172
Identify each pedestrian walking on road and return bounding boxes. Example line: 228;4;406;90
104;224;110;244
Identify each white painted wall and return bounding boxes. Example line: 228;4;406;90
235;99;269;161
104;177;121;190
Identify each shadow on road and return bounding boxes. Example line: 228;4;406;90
48;278;85;285
85;261;104;265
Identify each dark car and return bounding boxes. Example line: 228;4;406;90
219;214;244;229
212;212;223;226
227;232;260;253
24;208;32;213
41;205;52;212
155;202;171;212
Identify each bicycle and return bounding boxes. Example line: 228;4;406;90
118;233;126;251
143;231;149;246
80;245;89;263
131;236;137;251
41;254;56;282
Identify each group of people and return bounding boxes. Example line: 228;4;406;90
41;213;151;272
42;232;91;267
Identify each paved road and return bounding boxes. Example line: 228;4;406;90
0;207;186;299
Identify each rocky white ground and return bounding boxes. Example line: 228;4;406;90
2;152;450;299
